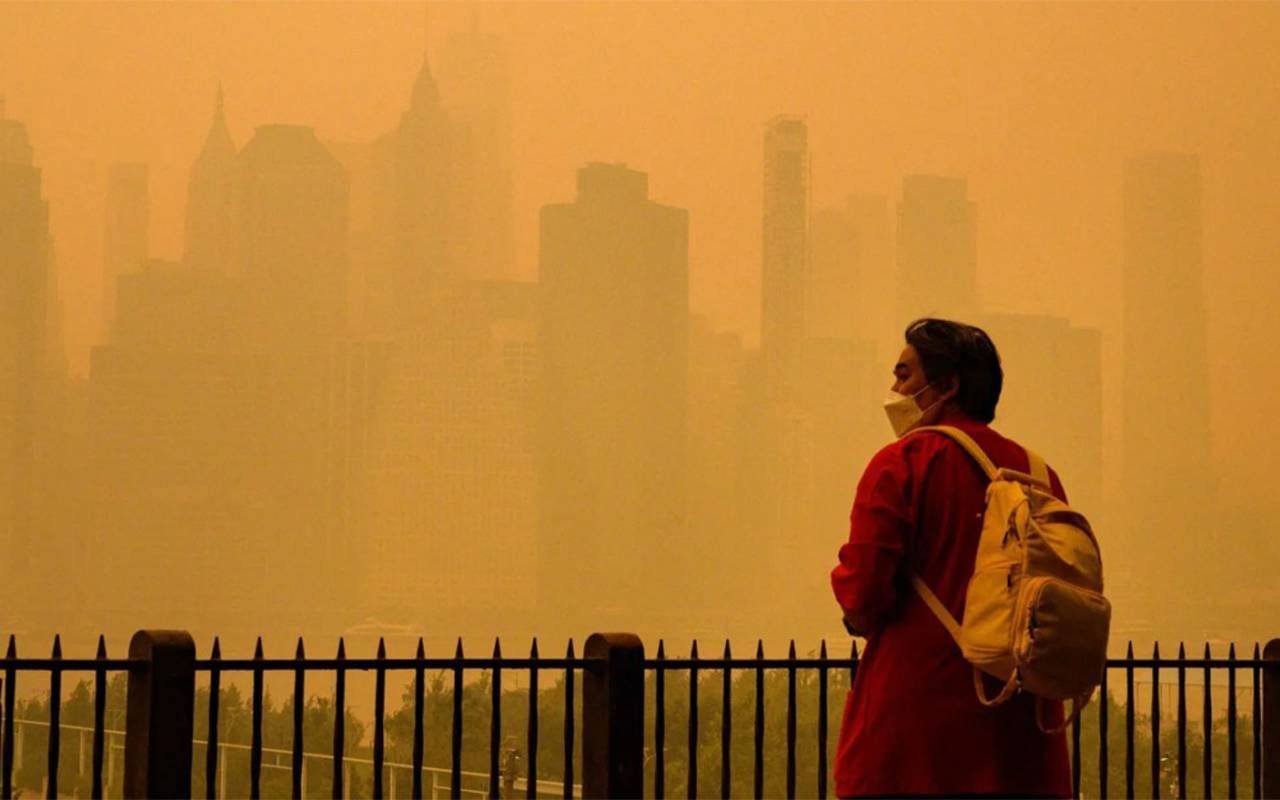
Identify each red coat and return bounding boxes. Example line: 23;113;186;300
831;413;1072;798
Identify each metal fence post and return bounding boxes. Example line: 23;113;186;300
124;630;196;799
1263;639;1280;799
583;633;644;800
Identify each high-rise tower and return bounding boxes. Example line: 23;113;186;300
184;86;236;274
0;113;49;581
368;16;466;333
761;116;809;407
896;175;977;325
440;23;514;280
1121;152;1214;629
537;163;689;635
102;163;148;340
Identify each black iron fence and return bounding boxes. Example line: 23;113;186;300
0;631;1277;799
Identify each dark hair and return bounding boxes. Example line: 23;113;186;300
904;318;1003;423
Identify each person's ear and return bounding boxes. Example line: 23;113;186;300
938;375;960;403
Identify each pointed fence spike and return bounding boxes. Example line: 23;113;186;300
377;638;387;659
52;634;62;658
337;638;346;658
788;640;796;658
1255;642;1262;659
6;634;16;658
690;640;699;659
296;638;305;659
1127;641;1134;658
254;637;264;658
820;640;828;658
1229;642;1237;659
416;638;425;659
850;639;860;659
1204;642;1212;659
656;639;665;659
530;638;539;658
455;638;464;658
492;638;501;658
96;635;107;659
756;640;764;659
1178;642;1186;658
723;640;731;659
212;637;221;659
1153;642;1160;659
566;639;575;658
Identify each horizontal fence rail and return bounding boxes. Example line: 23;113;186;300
0;632;1276;799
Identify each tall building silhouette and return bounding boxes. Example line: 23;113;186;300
978;312;1104;526
233;124;348;348
102;163;148;340
88;259;253;626
808;206;859;341
538;163;688;635
761;116;808;406
368;32;466;333
845;194;896;357
229;124;350;624
440;25;514;280
365;281;537;632
184;87;236;274
0;113;49;584
1122;152;1214;630
896;175;977;325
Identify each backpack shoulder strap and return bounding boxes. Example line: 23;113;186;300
1025;446;1051;488
910;425;1000;481
909;572;963;645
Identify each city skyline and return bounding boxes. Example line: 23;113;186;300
0;1;1277;652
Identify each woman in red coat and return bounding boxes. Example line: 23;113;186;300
831;318;1072;798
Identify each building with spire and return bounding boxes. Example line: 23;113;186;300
367;11;467;334
184;86;236;274
439;15;514;280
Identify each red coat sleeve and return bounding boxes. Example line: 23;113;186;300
831;443;917;637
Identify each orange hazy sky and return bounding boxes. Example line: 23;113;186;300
2;0;1279;490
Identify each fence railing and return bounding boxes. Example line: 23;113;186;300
0;631;1277;799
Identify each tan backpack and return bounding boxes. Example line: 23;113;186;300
907;425;1111;733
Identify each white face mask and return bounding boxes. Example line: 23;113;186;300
882;384;940;438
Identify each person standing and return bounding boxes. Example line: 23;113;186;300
831;318;1072;798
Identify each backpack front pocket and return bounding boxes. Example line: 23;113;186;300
1013;577;1112;700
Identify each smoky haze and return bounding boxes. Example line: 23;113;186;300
1;1;1277;659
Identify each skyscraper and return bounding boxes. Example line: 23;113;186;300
368;34;466;333
761;116;808;407
183;87;236;274
538;163;689;636
439;25;514;280
896;175;977;325
1122;152;1214;630
845;193;896;358
978;312;1104;527
808;206;859;342
233;124;348;349
0;113;48;583
102;163;148;340
229;124;350;623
